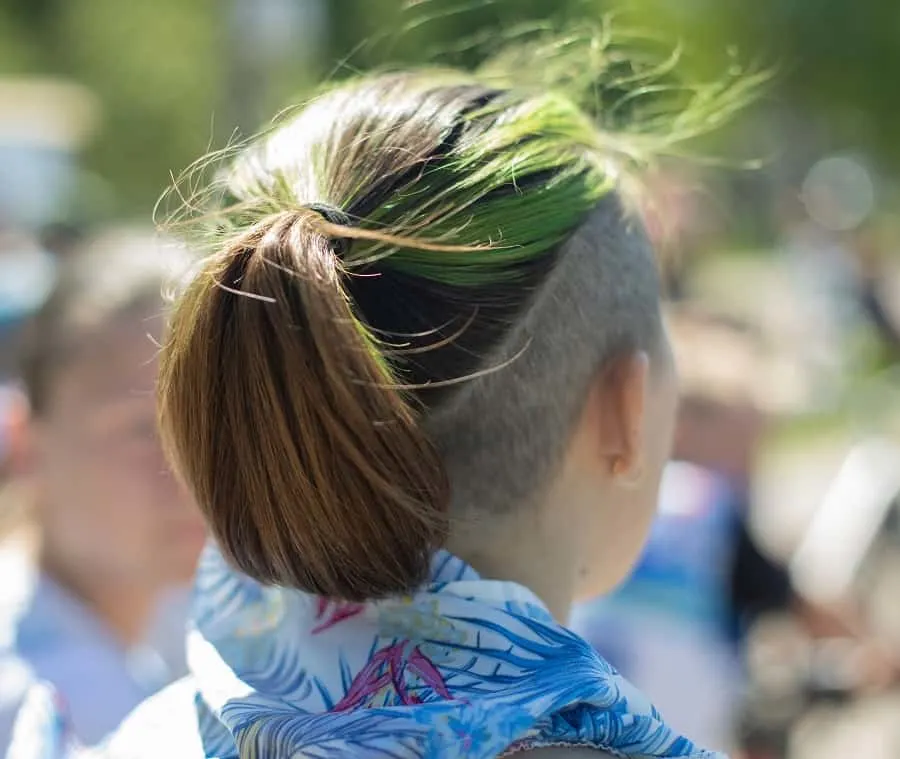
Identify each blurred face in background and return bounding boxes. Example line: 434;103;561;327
674;395;766;485
31;309;205;589
667;311;770;486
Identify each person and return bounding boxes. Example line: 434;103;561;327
569;309;790;753
9;44;748;759
0;229;206;751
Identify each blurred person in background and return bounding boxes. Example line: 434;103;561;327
849;219;900;361
8;32;755;759
569;308;790;753
638;167;717;301
0;229;206;751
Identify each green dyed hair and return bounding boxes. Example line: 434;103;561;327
158;28;756;600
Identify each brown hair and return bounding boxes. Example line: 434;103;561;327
159;68;678;601
160;211;448;599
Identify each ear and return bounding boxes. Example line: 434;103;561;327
593;351;650;486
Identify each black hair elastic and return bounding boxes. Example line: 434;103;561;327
305;203;354;257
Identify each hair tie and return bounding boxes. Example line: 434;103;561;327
305;203;354;257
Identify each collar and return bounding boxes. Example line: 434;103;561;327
189;544;723;759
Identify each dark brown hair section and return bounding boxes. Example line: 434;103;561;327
158;212;449;600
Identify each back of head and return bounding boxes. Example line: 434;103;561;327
160;41;750;601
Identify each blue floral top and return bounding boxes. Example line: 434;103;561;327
8;545;725;759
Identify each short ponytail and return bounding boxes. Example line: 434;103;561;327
158;210;449;600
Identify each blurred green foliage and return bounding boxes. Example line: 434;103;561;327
1;0;220;215
0;0;894;218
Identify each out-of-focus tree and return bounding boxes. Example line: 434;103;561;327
57;0;222;215
0;0;896;216
0;0;221;216
620;0;899;176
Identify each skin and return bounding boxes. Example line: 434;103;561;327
24;316;206;645
448;338;679;623
447;340;678;758
674;396;765;486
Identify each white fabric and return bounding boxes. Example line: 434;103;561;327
0;545;188;752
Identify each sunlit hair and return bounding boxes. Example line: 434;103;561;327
159;27;757;600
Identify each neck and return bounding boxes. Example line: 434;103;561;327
39;540;157;648
446;505;579;623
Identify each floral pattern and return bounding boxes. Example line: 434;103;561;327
8;543;726;759
313;598;366;634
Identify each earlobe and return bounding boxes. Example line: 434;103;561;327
610;455;645;488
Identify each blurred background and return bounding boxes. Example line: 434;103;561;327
1;1;899;757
